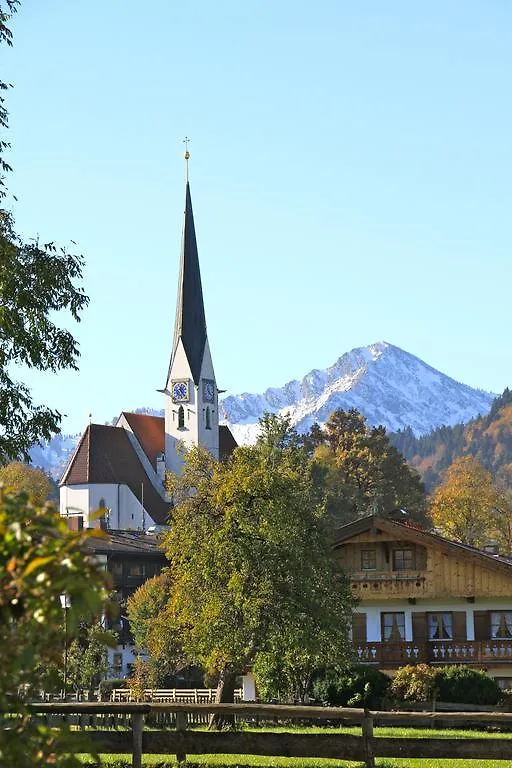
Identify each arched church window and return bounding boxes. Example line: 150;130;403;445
178;406;185;430
205;407;211;430
99;498;106;509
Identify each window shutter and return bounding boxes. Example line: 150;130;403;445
452;611;467;640
474;610;491;641
412;612;427;643
352;612;367;642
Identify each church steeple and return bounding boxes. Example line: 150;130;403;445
163;148;219;475
169;180;207;385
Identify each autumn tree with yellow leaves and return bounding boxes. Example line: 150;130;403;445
430;456;512;551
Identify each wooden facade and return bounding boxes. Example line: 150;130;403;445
333;516;512;683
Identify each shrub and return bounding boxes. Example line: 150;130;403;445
98;679;128;701
313;665;391;709
436;665;501;705
390;664;438;703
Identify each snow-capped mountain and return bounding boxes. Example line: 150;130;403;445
31;342;495;477
218;342;495;445
29;433;81;480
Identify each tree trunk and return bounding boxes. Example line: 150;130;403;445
208;666;238;730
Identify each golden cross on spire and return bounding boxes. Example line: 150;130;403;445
183;136;191;181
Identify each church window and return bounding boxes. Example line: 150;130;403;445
205;407;211;430
99;498;106;509
178;406;185;429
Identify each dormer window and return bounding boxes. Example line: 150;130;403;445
361;549;376;570
393;548;414;571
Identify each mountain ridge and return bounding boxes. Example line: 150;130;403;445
219;341;494;445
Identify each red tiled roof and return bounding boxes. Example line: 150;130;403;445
120;412;237;465
60;423;171;525
121;412;165;468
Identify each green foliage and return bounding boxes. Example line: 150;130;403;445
0;487;112;766
312;665;391;709
127;571;185;686
128;656;150;701
435;665;501;705
308;409;427;526
98;678;128;701
0;211;88;463
0;460;52;503
67;620;114;694
390;664;438;703
155;414;353;704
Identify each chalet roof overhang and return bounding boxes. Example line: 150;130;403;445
333;514;512;578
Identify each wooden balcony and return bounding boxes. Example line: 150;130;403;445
354;639;512;667
349;572;428;597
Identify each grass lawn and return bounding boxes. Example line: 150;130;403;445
76;725;512;767
79;757;512;767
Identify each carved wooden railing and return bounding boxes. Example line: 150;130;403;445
430;639;512;663
355;642;425;664
355;639;512;665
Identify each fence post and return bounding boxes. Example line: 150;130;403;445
176;710;188;765
362;709;375;768
132;712;144;768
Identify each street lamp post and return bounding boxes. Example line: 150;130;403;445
60;594;71;700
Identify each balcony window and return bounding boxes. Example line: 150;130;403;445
393;548;414;571
491;611;512;639
128;563;145;577
382;612;406;641
428;612;453;640
109;560;123;578
361;549;377;570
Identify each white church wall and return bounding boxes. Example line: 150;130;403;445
60;485;89;520
60;483;154;531
197;339;219;459
165;338;196;475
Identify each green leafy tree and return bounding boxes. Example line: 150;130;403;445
309;409;426;526
154;415;353;713
0;487;112;766
0;0;88;463
67;620;111;696
128;571;186;687
0;461;52;503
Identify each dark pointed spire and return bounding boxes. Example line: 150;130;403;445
169;179;207;385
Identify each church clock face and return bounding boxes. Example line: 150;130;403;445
171;379;190;403
202;378;215;403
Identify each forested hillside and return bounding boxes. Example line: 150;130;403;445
391;388;512;491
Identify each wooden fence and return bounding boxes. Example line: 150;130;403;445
111;687;243;703
26;701;512;768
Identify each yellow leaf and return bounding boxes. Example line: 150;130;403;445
22;555;54;577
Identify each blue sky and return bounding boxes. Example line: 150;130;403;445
4;1;512;435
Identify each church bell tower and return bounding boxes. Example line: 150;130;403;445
163;149;219;475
